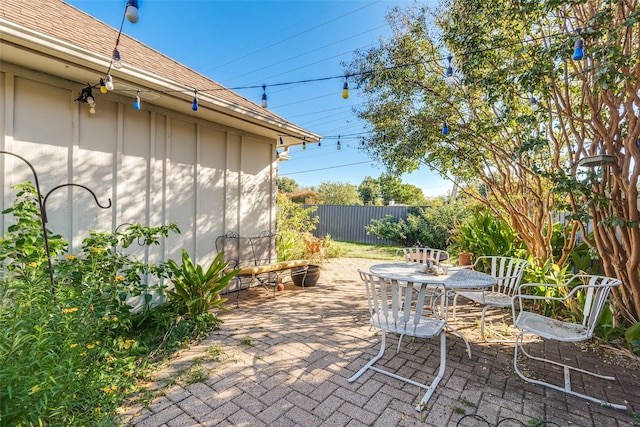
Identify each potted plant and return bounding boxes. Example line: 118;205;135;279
290;234;327;287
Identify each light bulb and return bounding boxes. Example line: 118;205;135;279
337;140;341;150
442;117;449;135
342;81;349;99
125;0;139;23
105;74;114;91
133;91;141;110
302;138;307;150
572;27;584;61
573;39;584;61
279;137;284;145
445;56;453;78
112;48;122;69
191;90;198;111
99;78;107;94
87;95;96;114
261;84;267;108
529;91;538;110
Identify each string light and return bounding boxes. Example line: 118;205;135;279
302;137;307;150
86;15;602;117
192;90;198;111
442;115;449;135
261;84;267;108
133;90;141;110
111;48;122;69
573;27;584;61
105;74;114;91
125;0;139;24
279;137;284;145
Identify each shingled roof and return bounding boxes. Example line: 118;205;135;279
0;0;319;143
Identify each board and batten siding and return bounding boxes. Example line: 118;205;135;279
0;68;277;278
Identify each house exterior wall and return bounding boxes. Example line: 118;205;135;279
0;66;277;271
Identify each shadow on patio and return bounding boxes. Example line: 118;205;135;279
120;258;640;427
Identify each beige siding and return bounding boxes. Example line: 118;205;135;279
0;68;277;275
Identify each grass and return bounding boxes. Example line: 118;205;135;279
330;241;398;260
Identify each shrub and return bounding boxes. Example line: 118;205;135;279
0;182;216;425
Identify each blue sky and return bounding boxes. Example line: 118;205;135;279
66;0;452;197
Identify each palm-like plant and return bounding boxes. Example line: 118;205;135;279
166;250;240;317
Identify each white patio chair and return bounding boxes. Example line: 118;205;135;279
512;274;626;410
395;247;451;265
348;270;454;411
451;256;529;341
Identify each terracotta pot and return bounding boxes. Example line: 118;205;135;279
458;252;473;266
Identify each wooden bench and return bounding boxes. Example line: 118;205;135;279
215;231;308;305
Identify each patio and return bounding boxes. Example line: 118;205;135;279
120;258;640;426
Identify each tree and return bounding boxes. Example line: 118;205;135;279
358;176;383;205
345;1;640;322
316;181;362;205
277;177;298;194
378;174;428;206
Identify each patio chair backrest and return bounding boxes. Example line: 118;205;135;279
567;274;622;335
358;270;444;339
474;256;529;296
397;247;450;264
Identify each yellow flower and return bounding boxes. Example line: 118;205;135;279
65;254;77;260
30;386;41;393
62;307;78;314
90;247;105;253
111;385;118;391
102;386;113;394
86;344;95;349
112;317;118;322
28;262;38;268
70;343;78;348
101;316;109;321
73;394;77;399
114;275;126;282
80;351;87;356
125;339;136;344
94;341;101;345
106;356;115;363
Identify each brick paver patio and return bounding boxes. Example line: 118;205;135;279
120;258;640;426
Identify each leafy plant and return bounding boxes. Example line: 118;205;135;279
276;194;319;261
625;322;640;355
0;182;216;426
166;250;239;317
447;209;524;258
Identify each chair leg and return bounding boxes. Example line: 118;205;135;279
349;331;447;412
513;332;627;410
416;332;446;411
452;293;460;320
348;331;387;383
445;325;472;359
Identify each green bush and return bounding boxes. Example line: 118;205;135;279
447;209;525;257
0;182;216;426
366;201;473;248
